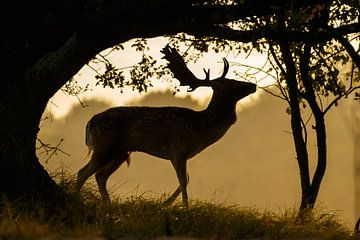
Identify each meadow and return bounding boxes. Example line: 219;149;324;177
0;173;356;240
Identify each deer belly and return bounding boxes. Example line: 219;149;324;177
125;134;203;160
125;134;175;160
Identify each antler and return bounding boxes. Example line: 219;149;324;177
161;44;211;92
219;58;229;79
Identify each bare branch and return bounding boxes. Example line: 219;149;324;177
258;86;288;101
336;35;360;70
61;79;90;108
268;43;291;104
323;85;360;115
36;138;71;163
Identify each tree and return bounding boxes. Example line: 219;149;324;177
1;0;358;211
269;2;360;214
226;1;360;214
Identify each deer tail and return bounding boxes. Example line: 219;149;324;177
85;120;93;159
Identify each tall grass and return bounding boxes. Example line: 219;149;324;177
0;172;355;239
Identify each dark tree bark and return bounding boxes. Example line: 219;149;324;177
278;41;312;213
299;44;327;211
278;41;328;216
278;35;328;216
0;93;59;202
354;120;360;225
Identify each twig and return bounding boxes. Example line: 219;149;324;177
36;138;71;163
323;85;360;115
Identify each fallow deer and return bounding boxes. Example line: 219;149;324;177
76;44;256;205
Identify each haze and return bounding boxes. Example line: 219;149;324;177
38;89;358;227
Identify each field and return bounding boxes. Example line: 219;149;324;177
0;174;356;240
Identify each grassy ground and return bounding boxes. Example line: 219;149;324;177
0;174;356;239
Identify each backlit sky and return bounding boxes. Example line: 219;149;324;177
47;37;270;119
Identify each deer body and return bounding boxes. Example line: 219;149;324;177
87;99;236;161
76;45;256;204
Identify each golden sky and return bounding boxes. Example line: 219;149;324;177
47;37;267;119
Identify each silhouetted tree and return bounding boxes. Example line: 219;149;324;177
211;1;360;214
265;2;360;215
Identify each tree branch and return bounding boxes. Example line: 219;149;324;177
36;138;70;163
278;40;311;202
323;85;360;115
336;35;360;70
189;23;360;44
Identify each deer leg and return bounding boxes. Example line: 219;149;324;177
76;149;114;194
95;152;130;203
171;159;189;205
164;186;181;205
164;172;189;205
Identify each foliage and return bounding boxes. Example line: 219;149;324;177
88;38;169;93
84;1;360;105
95;62;126;90
0;173;353;239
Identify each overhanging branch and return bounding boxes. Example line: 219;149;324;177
189;0;332;24
188;23;360;44
336;34;360;70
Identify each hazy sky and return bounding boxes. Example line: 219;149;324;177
47;36;269;119
39;91;358;227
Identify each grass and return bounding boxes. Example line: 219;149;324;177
0;173;356;239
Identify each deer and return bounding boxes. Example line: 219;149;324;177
75;44;256;205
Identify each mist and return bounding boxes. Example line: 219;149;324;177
38;91;358;226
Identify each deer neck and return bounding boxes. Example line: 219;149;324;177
203;94;237;126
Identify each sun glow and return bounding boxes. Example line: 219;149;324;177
46;37;271;119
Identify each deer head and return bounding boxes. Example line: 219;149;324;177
161;44;256;100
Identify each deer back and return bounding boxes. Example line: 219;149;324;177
86;105;234;160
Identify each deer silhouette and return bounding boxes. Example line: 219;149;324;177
76;44;256;204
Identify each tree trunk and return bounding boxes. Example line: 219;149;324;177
299;44;327;212
278;40;329;217
353;114;360;223
0;84;59;203
278;41;313;213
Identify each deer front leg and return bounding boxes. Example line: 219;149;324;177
164;186;181;206
170;158;189;206
164;172;189;205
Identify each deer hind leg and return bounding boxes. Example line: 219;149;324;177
76;147;116;195
95;152;130;203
